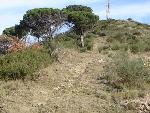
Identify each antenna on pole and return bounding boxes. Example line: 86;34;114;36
106;0;110;20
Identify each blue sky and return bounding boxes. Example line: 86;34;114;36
0;0;150;34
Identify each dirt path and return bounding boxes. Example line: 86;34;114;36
0;38;111;113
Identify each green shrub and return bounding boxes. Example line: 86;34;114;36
43;40;58;53
130;44;139;53
111;41;128;51
56;36;78;49
93;28;106;37
80;47;87;52
106;37;114;43
78;33;95;52
112;32;123;41
56;31;96;52
103;45;110;50
106;30;150;53
55;31;80;49
98;45;110;53
130;40;148;53
86;33;96;38
104;52;150;90
111;41;120;50
120;44;128;51
84;35;94;50
86;43;93;50
0;48;52;80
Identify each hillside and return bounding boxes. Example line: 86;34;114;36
0;38;109;113
0;20;150;113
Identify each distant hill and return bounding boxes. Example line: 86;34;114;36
96;19;150;53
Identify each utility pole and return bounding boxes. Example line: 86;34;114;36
106;0;110;20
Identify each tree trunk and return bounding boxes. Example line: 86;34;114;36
81;34;85;47
37;37;40;42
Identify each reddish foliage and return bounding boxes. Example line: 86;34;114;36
7;40;26;53
0;35;26;53
31;43;42;49
0;35;43;54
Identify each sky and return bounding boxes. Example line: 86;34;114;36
0;0;150;34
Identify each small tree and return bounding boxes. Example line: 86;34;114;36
3;26;16;37
15;24;28;39
20;8;66;41
3;25;27;39
65;5;99;47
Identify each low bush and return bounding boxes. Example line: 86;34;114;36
55;32;79;49
130;40;149;53
84;34;95;50
110;41;128;52
56;32;96;52
100;20;150;54
111;41;120;50
79;47;87;52
106;31;150;53
98;45;110;53
106;37;114;43
0;48;53;80
103;52;150;90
